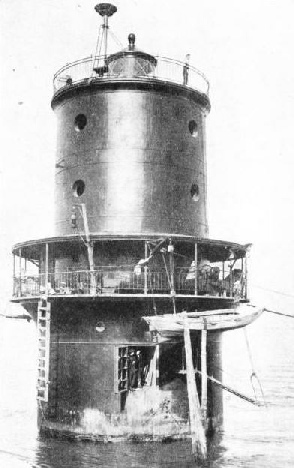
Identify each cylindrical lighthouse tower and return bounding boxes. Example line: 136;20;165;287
53;37;209;238
12;4;253;446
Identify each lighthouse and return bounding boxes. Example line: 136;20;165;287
12;4;257;446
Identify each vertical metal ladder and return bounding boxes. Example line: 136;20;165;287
37;297;51;401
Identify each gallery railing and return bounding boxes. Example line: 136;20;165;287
53;55;209;95
13;265;245;299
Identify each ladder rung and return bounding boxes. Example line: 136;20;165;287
37;300;50;406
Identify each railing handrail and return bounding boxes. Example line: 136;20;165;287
13;264;237;277
15;265;232;277
52;54;210;96
13;265;244;300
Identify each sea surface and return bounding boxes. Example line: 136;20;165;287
1;294;294;467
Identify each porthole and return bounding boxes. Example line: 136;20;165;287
190;183;200;201
95;322;105;333
75;114;87;131
72;180;85;197
188;120;198;137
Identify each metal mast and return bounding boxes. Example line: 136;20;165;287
93;3;117;72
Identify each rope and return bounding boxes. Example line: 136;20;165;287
243;328;267;406
195;370;264;407
108;29;123;48
264;308;294;319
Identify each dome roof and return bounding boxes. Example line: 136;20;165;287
106;33;157;77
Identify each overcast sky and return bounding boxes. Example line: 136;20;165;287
1;0;294;309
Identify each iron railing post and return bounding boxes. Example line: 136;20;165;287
19;248;22;297
144;241;148;295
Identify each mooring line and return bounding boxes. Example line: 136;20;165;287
264;308;294;319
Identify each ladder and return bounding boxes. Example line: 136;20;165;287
37;297;51;401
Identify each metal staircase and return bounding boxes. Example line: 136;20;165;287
37;297;51;401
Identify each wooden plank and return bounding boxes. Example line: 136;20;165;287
147;345;158;388
45;243;49;295
194;243;198;295
144;241;148;295
183;313;207;459
201;328;208;421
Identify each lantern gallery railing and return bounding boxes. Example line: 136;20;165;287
53;55;210;95
13;265;246;299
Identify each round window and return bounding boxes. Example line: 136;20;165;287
190;183;200;201
188;120;198;137
95;322;105;333
72;180;85;197
75;114;87;131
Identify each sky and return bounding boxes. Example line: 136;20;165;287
1;0;294;310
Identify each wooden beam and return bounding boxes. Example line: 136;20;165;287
229;264;233;297
201;327;208;421
148;342;159;388
194;243;198;295
155;343;159;388
144;241;148;295
183;313;207;459
45;243;49;295
244;255;248;300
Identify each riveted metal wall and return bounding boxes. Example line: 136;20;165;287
53;84;209;237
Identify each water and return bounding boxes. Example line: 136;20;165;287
1;303;294;467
